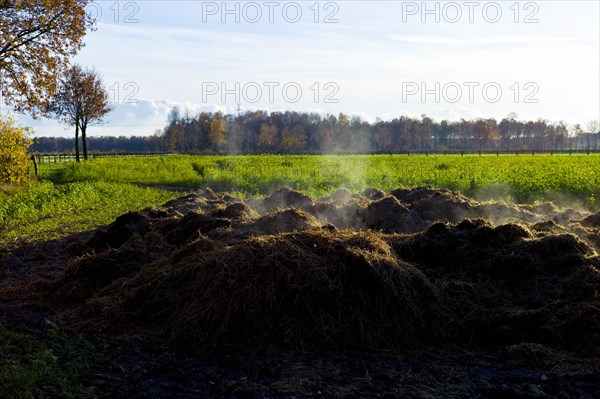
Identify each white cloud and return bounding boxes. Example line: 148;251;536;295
13;99;234;137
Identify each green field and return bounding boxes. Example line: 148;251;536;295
2;154;600;243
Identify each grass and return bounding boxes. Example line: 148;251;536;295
0;180;181;244
2;153;599;245
41;153;600;204
0;318;95;399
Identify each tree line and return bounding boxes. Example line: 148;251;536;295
32;109;600;154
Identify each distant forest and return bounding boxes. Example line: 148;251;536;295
31;109;600;154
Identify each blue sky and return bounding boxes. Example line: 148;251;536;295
8;0;600;137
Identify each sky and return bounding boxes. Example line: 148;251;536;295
5;0;600;137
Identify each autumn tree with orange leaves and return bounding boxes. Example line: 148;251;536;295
0;0;93;115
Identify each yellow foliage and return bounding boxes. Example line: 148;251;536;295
258;123;277;150
0;115;33;185
0;0;92;114
208;114;227;149
281;125;307;152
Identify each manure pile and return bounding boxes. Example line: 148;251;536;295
42;187;600;354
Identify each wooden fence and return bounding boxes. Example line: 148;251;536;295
33;152;171;164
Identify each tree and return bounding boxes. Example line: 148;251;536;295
281;125;306;153
419;115;433;150
164;123;183;153
0;0;93;115
373;120;392;152
258;123;277;151
164;106;182;152
572;124;583;150
0;114;32;185
208;112;227;151
336;112;351;149
587;120;599;151
473;118;498;150
47;64;111;162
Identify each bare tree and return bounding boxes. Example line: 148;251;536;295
588;120;599;151
47;64;111;161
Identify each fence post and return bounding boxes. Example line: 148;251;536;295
30;154;38;177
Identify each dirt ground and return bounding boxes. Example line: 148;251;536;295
2;186;600;398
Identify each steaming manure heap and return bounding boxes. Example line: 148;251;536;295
39;187;600;356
